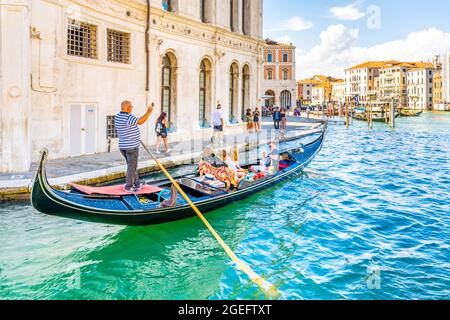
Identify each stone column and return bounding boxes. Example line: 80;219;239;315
0;0;31;173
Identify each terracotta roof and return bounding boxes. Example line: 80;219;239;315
298;74;339;84
348;60;434;71
347;61;400;70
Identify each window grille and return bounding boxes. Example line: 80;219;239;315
67;19;98;59
107;29;131;64
106;115;118;139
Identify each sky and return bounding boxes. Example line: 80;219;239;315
263;0;450;79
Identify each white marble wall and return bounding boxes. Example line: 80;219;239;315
0;0;264;172
0;0;31;173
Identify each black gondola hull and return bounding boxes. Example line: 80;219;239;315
31;126;326;226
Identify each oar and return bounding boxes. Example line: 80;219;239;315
140;140;280;298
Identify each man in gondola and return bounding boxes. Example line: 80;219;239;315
115;101;154;192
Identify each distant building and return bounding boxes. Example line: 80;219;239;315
297;79;315;105
406;67;434;110
345;60;435;108
331;79;346;106
433;53;450;111
344;61;390;105
297;75;337;106
262;39;296;109
0;0;265;173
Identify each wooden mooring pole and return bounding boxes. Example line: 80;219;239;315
389;98;395;128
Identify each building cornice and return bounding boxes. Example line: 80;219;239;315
52;0;262;54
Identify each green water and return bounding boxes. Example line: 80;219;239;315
1;112;449;300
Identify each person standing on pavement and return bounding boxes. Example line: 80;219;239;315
155;112;171;154
115;101;154;192
253;107;261;132
273;107;282;130
211;103;225;145
280;107;287;137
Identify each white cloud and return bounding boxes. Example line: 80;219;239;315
329;3;366;21
296;25;450;79
276;35;293;45
265;16;313;34
281;16;314;31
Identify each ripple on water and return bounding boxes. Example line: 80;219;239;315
1;113;450;300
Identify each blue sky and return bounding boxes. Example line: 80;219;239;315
263;0;450;79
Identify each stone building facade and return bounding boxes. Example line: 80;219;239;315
433;52;450;111
0;0;264;173
262;39;296;109
406;67;434;110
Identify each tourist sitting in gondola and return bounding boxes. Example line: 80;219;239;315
222;148;248;180
250;142;280;175
197;153;239;190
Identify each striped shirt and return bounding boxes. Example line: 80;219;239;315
115;112;141;150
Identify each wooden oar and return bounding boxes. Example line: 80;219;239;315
140;140;280;298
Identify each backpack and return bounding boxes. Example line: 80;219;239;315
155;121;163;134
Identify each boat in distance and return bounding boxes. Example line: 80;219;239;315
31;125;326;226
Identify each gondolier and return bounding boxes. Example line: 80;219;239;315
115;101;154;192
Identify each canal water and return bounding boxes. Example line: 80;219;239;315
0;112;449;300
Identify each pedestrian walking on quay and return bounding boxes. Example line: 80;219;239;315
245;108;254;133
115;101;154;193
273;107;282;130
280;107;287;137
155;112;171;154
253;107;262;132
211;103;225;145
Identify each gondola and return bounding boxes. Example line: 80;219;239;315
31;125;326;226
400;109;423;117
352;109;400;122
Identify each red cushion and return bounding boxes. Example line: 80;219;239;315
279;162;291;170
70;183;162;196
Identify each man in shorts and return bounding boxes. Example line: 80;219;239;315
211;103;225;145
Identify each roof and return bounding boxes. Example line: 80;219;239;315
347;61;400;70
381;61;434;70
347;60;434;71
297;75;341;86
264;38;296;48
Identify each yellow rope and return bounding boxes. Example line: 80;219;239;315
141;141;280;298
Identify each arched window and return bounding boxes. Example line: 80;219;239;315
162;56;172;121
199;59;212;127
280;90;292;109
265;90;275;108
241;65;251;121
267;68;273;80
283;68;289;80
199;61;206;126
161;53;177;126
229;63;239;123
